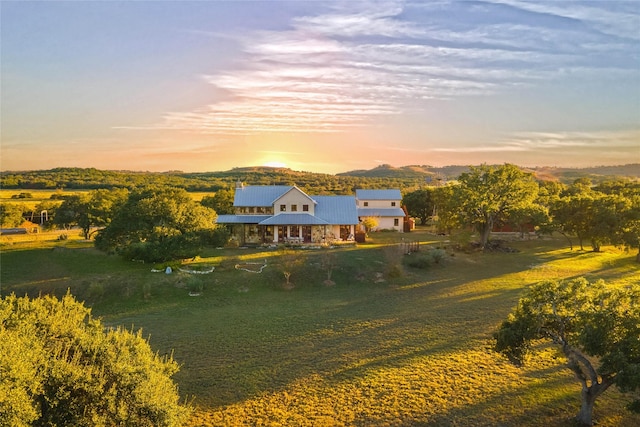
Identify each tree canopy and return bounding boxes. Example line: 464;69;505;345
402;188;434;226
0;293;190;426
494;278;640;426
455;164;539;249
95;187;219;262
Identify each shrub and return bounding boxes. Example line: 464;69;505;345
405;249;447;269
0;293;191;426
405;252;434;269
200;227;230;247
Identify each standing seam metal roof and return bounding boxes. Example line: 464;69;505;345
233;186;293;207
355;189;402;200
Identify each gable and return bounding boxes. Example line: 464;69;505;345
273;186;316;206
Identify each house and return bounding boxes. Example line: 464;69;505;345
356;189;405;232
216;183;359;245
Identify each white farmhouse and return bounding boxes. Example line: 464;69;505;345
216;184;359;245
356;189;406;232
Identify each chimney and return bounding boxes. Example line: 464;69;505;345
236;180;244;189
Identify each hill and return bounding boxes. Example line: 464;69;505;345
338;163;640;184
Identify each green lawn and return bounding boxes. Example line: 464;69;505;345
1;230;638;426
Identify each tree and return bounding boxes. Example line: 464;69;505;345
506;204;550;238
551;193;632;252
432;185;460;234
402;189;434;225
0;203;27;228
620;194;640;262
278;249;305;290
494;278;640;426
201;188;235;214
53;189;129;239
361;216;379;234
0;292;190;426
95;187;218;262
588;194;632;252
455;164;538;249
85;188;129;237
53;194;90;231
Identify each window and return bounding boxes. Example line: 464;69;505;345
364;201;369;207
291;204;297;212
280;204;286;212
394;218;399;226
303;204;309;212
391;201;396;207
248;207;255;213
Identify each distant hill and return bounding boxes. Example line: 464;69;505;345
337;164;470;180
338;163;640;184
531;164;640;183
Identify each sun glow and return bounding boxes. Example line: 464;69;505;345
263;161;288;168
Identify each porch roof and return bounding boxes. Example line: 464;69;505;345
259;213;329;226
216;214;271;224
357;207;406;217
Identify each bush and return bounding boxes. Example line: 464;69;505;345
122;234;203;263
405;249;447;269
200;226;230;247
405;252;434;269
0;293;191;426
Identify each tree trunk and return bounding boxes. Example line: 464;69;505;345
558;231;573;250
636;248;640;263
480;216;493;249
577;386;597;426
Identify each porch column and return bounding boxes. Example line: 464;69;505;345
274;226;279;243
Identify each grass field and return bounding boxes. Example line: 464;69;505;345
1;229;639;426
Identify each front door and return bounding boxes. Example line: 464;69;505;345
302;226;312;242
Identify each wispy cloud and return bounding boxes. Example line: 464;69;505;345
146;0;639;136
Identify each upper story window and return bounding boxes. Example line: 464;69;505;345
391;201;396;207
291;204;298;212
303;204;309;212
248;207;255;213
364;201;369;207
280;204;286;212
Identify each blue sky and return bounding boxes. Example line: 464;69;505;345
2;0;638;173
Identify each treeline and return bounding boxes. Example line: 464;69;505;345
3;164;638;192
0;167;426;193
402;166;640;259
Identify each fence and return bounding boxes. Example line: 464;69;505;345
400;241;420;254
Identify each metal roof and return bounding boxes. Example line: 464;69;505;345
223;188;365;226
357;208;406;217
216;214;271;224
233;186;293;207
355;189;402;200
314;196;359;225
259;213;329;226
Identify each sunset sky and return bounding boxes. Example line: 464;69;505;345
2;1;639;174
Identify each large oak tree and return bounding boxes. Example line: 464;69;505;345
455;164;539;249
495;278;640;426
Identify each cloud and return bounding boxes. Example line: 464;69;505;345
147;0;639;136
489;0;640;41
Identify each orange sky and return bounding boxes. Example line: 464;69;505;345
2;1;638;173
